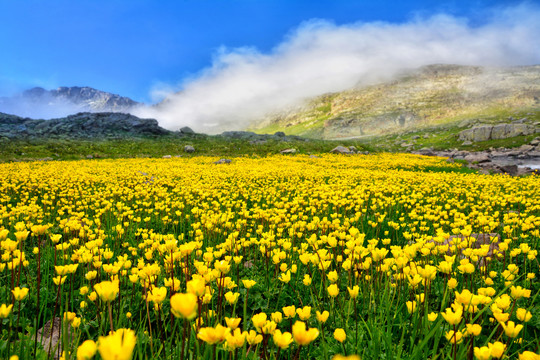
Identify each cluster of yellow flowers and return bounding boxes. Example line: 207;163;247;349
0;154;538;359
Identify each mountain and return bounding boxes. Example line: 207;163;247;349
0;112;170;140
0;86;139;119
250;64;540;139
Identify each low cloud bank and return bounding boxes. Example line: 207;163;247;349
134;4;540;133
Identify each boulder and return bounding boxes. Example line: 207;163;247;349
179;126;195;134
280;148;297;154
459;123;535;142
162;155;172;159
464;153;491;163
184;145;195;153
214;159;232;164
330;146;352;154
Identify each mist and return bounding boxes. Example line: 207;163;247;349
134;4;540;133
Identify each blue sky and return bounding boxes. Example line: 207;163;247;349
0;0;534;103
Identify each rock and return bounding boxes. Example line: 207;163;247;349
36;317;74;359
184;145;195;153
214;159;232;164
459;123;535;142
179;126;194;134
423;134;430;139
400;143;413;148
86;154;93;159
348;146;358;153
162;155;172;159
518;144;534;153
280;148;297;154
530;138;540;146
500;164;519;176
39;157;54;161
411;135;420;140
462;141;473;146
249;140;267;145
274;131;286;137
464;153;491;163
330;146;353;154
517;167;535;176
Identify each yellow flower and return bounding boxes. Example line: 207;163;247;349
261;320;277;335
94;281;119;302
88;292;98;302
79;286;89;295
242;279;256;289
516;308;532;322
447;278;458;289
197;324;229;344
333;328;346;343
327;270;338;283
445;330;463;344
279;270;291;283
441;307;462;326
316;310;329;323
501;321;523;338
246;330;263;345
271;312;283;324
347;285;359;299
488;342;506;359
148;287;167;304
252;313;267;332
187;278;206;297
0;304;13;318
12;287;29;301
97;328;136;360
273;329;293;349
53;276;67;286
332;356;360;360
303;274;312;286
427;312;438;322
292;321;319;346
474;346;491;360
224;328;246;350
327;284;339;297
282;305;296;319
224;291;240;305
406;301;417;314
518;351;540;360
296;306;311;321
225;317;241;330
170;293;198;320
465;323;482;337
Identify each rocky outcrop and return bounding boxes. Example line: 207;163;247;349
0;112;171;139
458;123;538;142
219;131;308;142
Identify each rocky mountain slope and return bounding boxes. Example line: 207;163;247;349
251;64;540;139
0;112;170;139
0;86;139;119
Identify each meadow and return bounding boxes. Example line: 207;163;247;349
0;153;538;360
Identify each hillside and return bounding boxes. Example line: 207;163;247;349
250;64;540;139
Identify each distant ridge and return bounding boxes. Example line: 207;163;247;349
0;86;139;119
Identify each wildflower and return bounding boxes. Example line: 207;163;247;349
187;278;206;297
316;310;329;323
252;313;267;332
406;301;417;314
225;317;241;330
12;287;29;301
279;270;291;283
303;274;312;286
334;328;346;342
261;320;277;335
198;324;229;344
445;330;463;344
327;284;339;297
224;291;240;305
242;279;256;289
447;278;458;289
224;328;246;350
474;346;491;360
94;281;119;302
427;312;438;322
465;323;482;337
292;321;319;346
441;307;462;326
97;328;136;360
282;305;296;319
273;330;293;349
148;287;167;304
271;312;283;324
487;341;506;358
501;321;523;338
347;285;359;299
516;308;532;322
53;276;67;285
296;306;311;320
245;330;263;345
327;270;339;283
170;293;198;320
0;304;13;318
518;351;540;360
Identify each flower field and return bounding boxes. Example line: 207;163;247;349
0;154;538;360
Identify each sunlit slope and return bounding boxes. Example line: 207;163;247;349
251;64;540;139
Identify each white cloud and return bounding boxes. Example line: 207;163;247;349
122;5;540;132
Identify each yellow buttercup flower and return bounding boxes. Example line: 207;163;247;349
170;293;198;320
501;321;523;338
316;310;329;323
474;346;491;360
282;305;296;319
241;279;256;289
0;304;13;318
273;330;293;349
224;291;240;305
296;306;311;320
347;285;359;299
292;321;319;346
12;287;29;301
225;317;241;330
334;328;346;343
97;328;136;360
197;324;229;344
94;281;119;302
516;308;532;322
77;340;97;360
327;284;339;297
